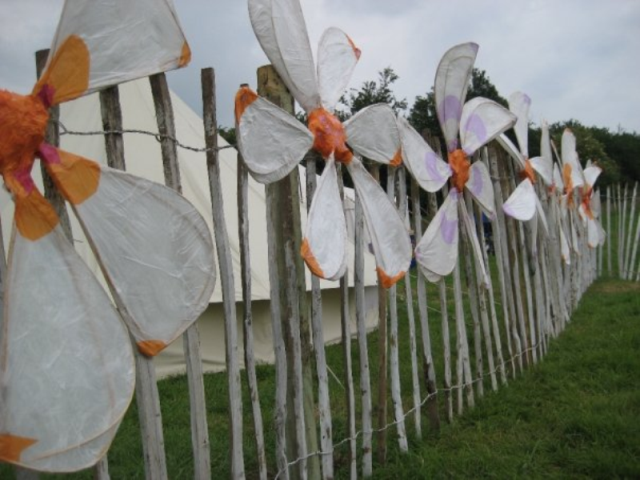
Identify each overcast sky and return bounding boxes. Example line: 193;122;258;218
1;0;639;133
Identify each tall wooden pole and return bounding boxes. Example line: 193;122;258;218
257;65;319;480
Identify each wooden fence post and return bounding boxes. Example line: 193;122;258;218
257;65;320;480
607;186;612;275
624;183;638;279
353;178;373;477
237;154;268;480
387;167;409;451
410;177;441;429
305;152;335;479
488;146;520;376
397;168;423;438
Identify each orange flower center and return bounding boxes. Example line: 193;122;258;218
521;158;536;184
562;163;574;207
448;149;470;192
581;187;594;219
308;107;353;164
0;90;49;196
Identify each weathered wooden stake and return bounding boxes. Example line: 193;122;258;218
237;157;268;480
411;178;440;428
305;153;335;479
398;168;422;438
200;69;244;479
353;181;373;477
386;167;409;451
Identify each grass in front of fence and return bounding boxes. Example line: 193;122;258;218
6;276;637;479
371;278;640;479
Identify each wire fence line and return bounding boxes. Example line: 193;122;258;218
274;339;544;480
56;120;236;153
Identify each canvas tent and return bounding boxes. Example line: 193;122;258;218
0;78;381;378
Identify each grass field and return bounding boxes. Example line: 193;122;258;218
3;275;638;479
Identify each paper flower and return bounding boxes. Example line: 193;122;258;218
404;42;516;285
560;128;604;248
236;0;411;286
0;0;215;472
496;92;552;244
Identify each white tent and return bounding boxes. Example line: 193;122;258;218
0;78;380;378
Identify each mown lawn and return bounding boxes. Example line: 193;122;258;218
2;277;638;479
370;278;640;479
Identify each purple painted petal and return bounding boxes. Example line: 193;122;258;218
440;215;458;245
471;167;484;195
425;151;449;182
462;113;487;153
439;95;463;123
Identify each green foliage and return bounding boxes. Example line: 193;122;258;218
217;125;236;147
340;67;408;118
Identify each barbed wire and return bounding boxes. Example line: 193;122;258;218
273;338;544;479
56;120;237;153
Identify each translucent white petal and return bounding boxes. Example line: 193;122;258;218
0;222;134;472
344;104;400;164
302;157;347;281
496;133;526;171
397;116;451;193
45;150;216;354
317;27;359;112
249;0;321;112
460;98;516;156
237;95;313;184
415;189;459;281
434;42;479;152
37;0;189;104
466;161;495;219
502;179;536;222
347;157;411;287
507;91;531;158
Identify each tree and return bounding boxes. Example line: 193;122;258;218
218;125;236;147
340;67;408;118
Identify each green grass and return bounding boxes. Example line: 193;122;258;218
370;278;640;478
3;277;638;479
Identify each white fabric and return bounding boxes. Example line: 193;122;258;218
347;157;412;281
434;42;479;151
45;0;188;99
0;225;134;471
304;157;348;280
237;95;313;184
460;97;516;156
466;161;495;218
249;0;321;112
397;116;451;193
530;156;553;187
508;91;531;158
415;189;459;281
67;164;216;347
317;27;359;112
344;104;400;164
503;178;537;222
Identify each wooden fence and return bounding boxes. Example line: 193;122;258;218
6;56;618;479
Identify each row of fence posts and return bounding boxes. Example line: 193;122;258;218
7;57;614;479
608;182;640;280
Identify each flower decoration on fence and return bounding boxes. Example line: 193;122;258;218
235;0;411;286
0;0;215;472
560;128;604;250
496;93;552;247
545;127;572;264
406;42;516;285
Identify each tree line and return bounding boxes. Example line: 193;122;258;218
220;67;639;189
